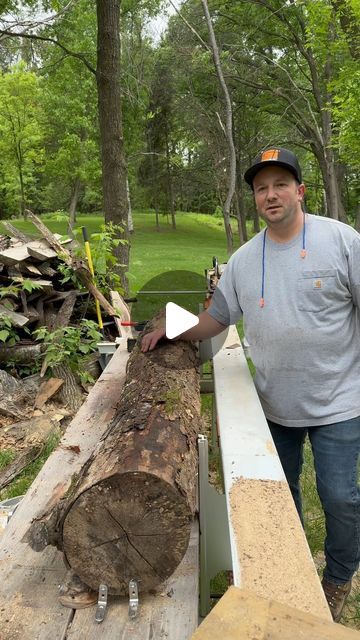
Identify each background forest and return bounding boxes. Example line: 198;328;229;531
0;0;358;255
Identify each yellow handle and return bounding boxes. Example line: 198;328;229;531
84;239;104;331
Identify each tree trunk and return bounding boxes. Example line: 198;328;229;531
355;203;360;232
201;0;235;255
316;47;347;222
28;329;201;595
312;143;346;221
19;164;26;218
69;177;81;228
96;0;130;293
233;191;245;247
165;127;176;229
52;364;84;413
126;178;134;233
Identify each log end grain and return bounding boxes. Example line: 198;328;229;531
62;471;193;594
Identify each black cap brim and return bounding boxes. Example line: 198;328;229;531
244;161;301;188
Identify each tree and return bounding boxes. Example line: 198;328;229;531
0;1;133;287
140;48;178;229
0;63;44;216
96;1;129;290
201;0;235;254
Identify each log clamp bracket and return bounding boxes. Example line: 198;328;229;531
95;584;108;623
129;579;139;618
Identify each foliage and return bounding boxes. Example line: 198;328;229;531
0;0;358;224
0;314;21;346
34;319;102;385
0;280;42;344
87;222;127;294
0;62;44;216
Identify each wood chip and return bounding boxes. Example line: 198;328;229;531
35;378;64;409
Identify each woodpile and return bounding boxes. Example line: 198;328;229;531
0;220;91;341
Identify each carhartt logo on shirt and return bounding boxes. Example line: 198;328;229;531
313;279;322;289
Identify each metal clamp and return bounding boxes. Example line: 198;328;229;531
129;579;139;619
95;584;108;623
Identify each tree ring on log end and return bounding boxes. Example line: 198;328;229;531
62;472;193;594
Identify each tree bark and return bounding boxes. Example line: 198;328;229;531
96;0;130;293
28;328;201;595
312;143;347;221
165;126;176;229
69;177;81;228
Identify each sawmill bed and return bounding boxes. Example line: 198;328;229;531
0;523;198;640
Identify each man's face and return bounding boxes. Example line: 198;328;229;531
252;166;305;227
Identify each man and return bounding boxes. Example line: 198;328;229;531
141;148;360;622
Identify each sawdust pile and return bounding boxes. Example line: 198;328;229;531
229;477;330;619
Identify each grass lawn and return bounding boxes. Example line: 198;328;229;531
1;210;247;322
0;210;243;289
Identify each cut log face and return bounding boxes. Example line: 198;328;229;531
37;333;201;595
62;471;192;594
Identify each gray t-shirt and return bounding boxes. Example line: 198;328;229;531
208;214;360;427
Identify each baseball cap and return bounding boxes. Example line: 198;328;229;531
244;147;302;188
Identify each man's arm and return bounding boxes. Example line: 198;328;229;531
140;310;227;352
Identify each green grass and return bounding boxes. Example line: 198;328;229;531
0;449;16;470
0;431;61;501
1;211;246;323
0;210;242;290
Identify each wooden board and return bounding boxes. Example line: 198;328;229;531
27;240;57;261
67;521;199;640
0;546;72;640
110;290;134;338
0;344;131;639
0;303;29;327
0;244;29;265
192;587;360;640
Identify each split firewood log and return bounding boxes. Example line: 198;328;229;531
0;341;41;365
28;321;201;595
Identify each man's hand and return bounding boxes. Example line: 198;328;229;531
141;311;227;353
141;327;166;352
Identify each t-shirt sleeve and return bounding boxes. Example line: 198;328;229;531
206;257;243;326
348;234;360;309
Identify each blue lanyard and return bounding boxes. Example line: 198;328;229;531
260;212;306;308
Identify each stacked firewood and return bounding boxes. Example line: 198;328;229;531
0;223;81;337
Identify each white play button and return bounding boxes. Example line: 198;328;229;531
165;302;199;340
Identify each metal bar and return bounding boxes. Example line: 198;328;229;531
95;584;108;623
200;379;214;394
137;290;207;295
198;435;211;617
128;579;139;619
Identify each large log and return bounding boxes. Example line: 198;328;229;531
29;328;201;595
